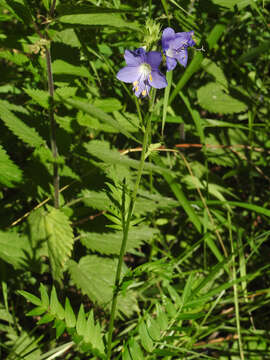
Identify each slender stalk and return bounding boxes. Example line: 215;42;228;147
45;44;59;209
107;93;155;359
228;212;244;360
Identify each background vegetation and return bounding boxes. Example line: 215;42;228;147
0;0;270;359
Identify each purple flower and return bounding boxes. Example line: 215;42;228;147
116;48;167;97
162;28;196;71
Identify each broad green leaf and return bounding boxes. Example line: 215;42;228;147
59;13;141;31
63;98;138;142
68;256;138;316
197;82;247;114
52;60;91;78
138;321;153;352
93;98;122;113
0;232;29;269
5;0;32;24
80;226;157;255
45;207;74;281
0;103;44;147
52;28;81;48
0;145;23;187
128;339;144;360
212;0;251;10
201;59;228;88
28;207;74;281
85;140;169;174
24;88;49;109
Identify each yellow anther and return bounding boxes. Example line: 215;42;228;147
142;90;147;96
133;81;138;86
135;86;139;92
149;73;153;82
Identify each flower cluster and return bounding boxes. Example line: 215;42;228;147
116;27;195;97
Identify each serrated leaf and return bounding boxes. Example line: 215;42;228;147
68;256;138;316
44;207;74;281
0;145;23;187
24;88;49;109
64;98;138;142
197;82;247;114
52;28;81;48
80;189;111;211
202;59;228;88
80;226;156;255
0;103;44;147
85;140;169;174
0;232;30;269
28;207;74;281
65;298;76;328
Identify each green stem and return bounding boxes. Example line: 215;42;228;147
106;92;155;359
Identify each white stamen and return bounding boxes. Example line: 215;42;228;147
139;63;151;81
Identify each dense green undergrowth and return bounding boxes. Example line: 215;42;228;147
0;0;270;359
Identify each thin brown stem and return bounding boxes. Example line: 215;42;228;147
45;45;59;209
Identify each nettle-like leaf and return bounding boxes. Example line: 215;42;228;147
80;226;157;255
201;59;228;88
0;231;30;269
64;98;137;141
24;88;49;109
68;255;138;317
0;144;23;187
197;82;247;114
85;140;168;174
0;103;45;147
19;285;105;358
28;207;74;281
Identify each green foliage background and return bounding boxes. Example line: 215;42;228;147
0;0;269;359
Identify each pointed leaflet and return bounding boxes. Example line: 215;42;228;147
0;103;44;148
0;145;23;187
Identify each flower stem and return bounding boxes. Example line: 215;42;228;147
106;92;155;359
